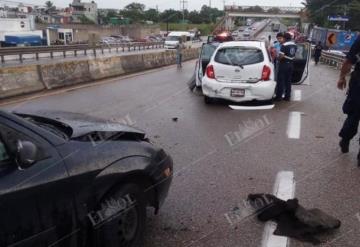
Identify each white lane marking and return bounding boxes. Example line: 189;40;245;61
261;171;295;247
229;105;275;110
292;90;302;101
287;112;302;139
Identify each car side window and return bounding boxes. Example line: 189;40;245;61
0;123;43;158
0;139;9;162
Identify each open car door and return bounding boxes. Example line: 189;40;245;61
292;42;311;85
195;43;218;88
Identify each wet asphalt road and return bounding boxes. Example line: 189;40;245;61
2;39;360;246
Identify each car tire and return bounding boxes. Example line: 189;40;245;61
98;183;147;247
204;96;212;104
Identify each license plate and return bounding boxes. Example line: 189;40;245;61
231;89;245;97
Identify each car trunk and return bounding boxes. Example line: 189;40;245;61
212;46;265;83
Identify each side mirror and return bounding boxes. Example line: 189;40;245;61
16;140;38;169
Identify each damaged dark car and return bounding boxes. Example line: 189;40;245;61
0;110;173;247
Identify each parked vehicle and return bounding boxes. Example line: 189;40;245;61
164;31;192;49
198;41;310;103
0;110;173;247
3;35;43;47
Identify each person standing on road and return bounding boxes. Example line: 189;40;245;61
272;32;284;81
314;41;323;65
176;38;185;68
275;32;297;101
337;35;360;166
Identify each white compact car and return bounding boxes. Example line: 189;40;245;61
201;41;275;103
200;41;310;104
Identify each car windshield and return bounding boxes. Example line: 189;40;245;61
215;46;264;66
166;36;180;41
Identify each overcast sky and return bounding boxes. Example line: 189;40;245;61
3;0;303;10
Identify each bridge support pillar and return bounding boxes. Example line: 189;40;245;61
225;16;235;31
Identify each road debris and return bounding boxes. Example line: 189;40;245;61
248;193;341;245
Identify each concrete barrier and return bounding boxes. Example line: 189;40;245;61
88;56;125;80
0;47;200;100
40;60;92;89
0;65;44;99
120;54;145;74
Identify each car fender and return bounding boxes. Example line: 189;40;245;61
93;155;154;200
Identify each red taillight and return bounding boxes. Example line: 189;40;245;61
206;65;215;79
261;65;271;81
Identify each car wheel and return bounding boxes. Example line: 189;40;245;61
204;96;212;104
99;183;147;247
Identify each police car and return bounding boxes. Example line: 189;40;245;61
192;35;311;104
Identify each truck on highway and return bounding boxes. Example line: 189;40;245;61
272;23;280;32
310;27;357;51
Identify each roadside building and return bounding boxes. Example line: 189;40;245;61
0;16;44;47
70;0;98;24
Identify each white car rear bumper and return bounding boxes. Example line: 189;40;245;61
202;78;276;102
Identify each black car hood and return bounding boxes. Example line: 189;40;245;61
15;111;145;139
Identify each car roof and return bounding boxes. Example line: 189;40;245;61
168;31;191;36
217;41;265;48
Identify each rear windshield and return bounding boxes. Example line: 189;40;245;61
215;46;264;66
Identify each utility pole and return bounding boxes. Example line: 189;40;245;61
209;0;211;7
180;0;188;24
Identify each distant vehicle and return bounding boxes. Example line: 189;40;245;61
101;36;122;45
110;35;133;43
3;35;43;47
272;23;280;32
164;31;192;49
246;18;253;26
0;110;173;247
199;40;311;103
231;30;241;37
243;30;251;37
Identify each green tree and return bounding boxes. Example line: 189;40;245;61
302;0;355;29
268;7;281;14
160;9;182;23
120;2;145;23
188;10;202;24
98;10;119;24
243;6;264;13
79;15;95;24
45;1;56;13
199;5;224;23
144;8;159;22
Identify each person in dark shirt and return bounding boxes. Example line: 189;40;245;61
314;41;323;65
275;32;297;101
338;35;360;166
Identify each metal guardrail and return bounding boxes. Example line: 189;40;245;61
0;42;165;63
320;51;346;69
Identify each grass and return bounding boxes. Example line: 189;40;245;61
159;23;216;35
